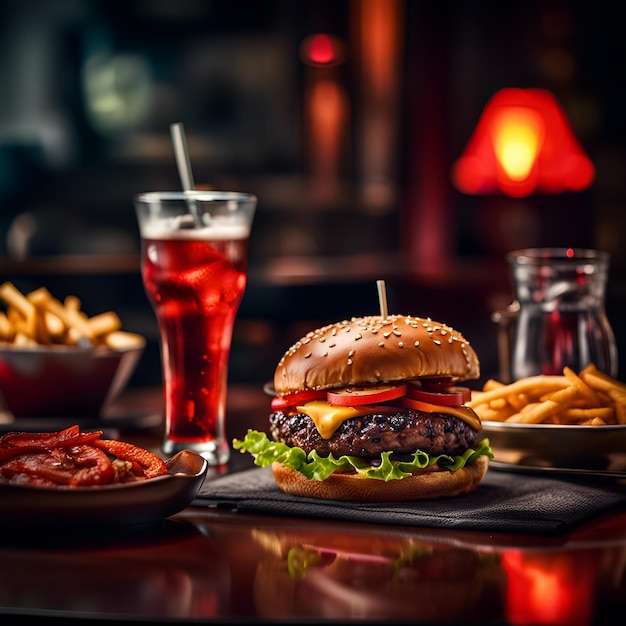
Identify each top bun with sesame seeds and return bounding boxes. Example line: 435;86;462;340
233;313;492;503
273;315;480;395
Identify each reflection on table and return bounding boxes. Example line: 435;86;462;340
0;519;230;620
2;505;626;624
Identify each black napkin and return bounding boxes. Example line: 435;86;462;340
194;466;626;534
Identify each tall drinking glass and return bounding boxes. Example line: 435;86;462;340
134;191;257;465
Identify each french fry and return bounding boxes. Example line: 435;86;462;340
0;282;33;320
12;332;37;347
512;399;564;424
102;330;144;350
585;416;609;425
560;406;615;422
0;281;37;340
580;363;626;392
547;384;580;404
483;379;506;392
472;364;626;427
468;375;569;407
27;287;94;344
505;391;528;412
489;398;508;410
0;311;14;341
0;282;138;351
43;310;65;340
469;403;513;422
33;309;51;345
563;366;601;405
582;372;621;394
64;294;82;312
86;311;122;338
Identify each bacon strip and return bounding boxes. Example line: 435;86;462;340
95;439;168;479
0;430;104;464
0;426;168;488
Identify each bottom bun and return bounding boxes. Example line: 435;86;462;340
271;456;489;502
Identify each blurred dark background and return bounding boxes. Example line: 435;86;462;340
1;0;625;388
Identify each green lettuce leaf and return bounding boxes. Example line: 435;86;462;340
233;430;494;482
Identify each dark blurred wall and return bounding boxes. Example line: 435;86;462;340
2;0;625;262
1;0;625;384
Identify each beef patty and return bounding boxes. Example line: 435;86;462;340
268;409;478;460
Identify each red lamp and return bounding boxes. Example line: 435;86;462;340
452;88;595;198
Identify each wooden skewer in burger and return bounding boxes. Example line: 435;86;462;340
234;281;493;501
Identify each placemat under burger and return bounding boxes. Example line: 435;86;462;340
193;466;626;534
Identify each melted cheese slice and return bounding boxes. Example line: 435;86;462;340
297;401;375;439
298;400;481;439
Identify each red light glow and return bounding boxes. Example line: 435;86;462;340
502;551;594;626
300;34;345;67
310;34;334;64
452;88;595;198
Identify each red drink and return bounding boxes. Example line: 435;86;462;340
135;190;256;464
141;229;248;463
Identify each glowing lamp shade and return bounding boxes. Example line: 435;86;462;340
452;88;595;198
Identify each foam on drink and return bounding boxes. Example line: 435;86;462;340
142;221;250;241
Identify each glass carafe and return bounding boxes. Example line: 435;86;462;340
507;248;618;381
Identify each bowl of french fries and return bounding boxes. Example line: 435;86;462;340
469;364;626;472
0;282;146;418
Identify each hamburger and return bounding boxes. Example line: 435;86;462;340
234;314;493;501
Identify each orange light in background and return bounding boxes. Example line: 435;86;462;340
452;88;595;198
354;0;403;213
306;78;348;180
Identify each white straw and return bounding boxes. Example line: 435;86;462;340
170;122;195;191
376;280;388;319
169;122;202;226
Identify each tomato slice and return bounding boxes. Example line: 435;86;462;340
271;389;327;411
406;385;471;407
327;384;408;407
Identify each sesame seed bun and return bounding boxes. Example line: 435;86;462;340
273;315;480;395
271;455;489;502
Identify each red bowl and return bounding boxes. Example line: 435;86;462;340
0;335;145;418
